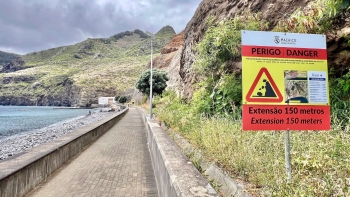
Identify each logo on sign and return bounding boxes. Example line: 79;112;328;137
281;37;297;45
274;36;280;44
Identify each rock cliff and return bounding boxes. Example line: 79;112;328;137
178;0;311;99
149;32;184;94
1;57;26;73
155;0;350;99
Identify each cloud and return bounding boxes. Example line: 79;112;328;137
0;0;201;54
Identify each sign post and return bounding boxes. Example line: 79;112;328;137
241;30;330;182
285;128;291;182
149;35;154;119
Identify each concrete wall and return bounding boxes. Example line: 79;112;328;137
161;125;251;197
0;108;128;197
137;108;219;197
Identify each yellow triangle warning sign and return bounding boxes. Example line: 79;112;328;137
246;67;283;102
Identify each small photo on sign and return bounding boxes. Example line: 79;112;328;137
284;70;308;103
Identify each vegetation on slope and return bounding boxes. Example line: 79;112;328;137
155;91;350;196
153;0;350;196
0;51;18;66
0;27;175;106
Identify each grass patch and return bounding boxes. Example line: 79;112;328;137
154;91;350;196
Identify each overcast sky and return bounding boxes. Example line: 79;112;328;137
0;0;202;55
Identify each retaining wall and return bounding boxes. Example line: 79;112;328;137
0;108;128;197
137;108;219;197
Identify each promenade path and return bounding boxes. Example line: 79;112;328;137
26;108;158;197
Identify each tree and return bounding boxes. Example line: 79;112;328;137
136;69;169;95
119;96;127;104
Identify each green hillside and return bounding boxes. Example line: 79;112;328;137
0;51;19;66
0;26;175;106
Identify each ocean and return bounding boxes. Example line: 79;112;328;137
0;106;93;139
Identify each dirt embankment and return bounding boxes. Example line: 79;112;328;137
148;31;184;70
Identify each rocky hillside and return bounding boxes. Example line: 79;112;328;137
0;26;175;106
149;32;184;95
157;0;350;99
0;51;19;66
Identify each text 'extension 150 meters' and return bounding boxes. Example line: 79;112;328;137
241;30;330;131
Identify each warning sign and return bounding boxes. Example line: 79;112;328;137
242;105;330;130
246;67;283;102
241;30;330;131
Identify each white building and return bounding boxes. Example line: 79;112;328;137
98;97;115;105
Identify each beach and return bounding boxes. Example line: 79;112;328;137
0;108;117;161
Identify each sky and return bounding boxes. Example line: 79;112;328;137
0;0;202;55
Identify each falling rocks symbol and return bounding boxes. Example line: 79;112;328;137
254;79;277;97
245;67;283;103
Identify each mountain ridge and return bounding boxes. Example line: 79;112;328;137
0;26;176;106
0;50;19;67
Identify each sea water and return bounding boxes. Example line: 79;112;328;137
0;106;93;139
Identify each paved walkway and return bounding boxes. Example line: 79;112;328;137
26;108;158;197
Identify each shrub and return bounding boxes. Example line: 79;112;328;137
135;68;168;95
119;96;127;104
191;86;213;116
329;69;350;128
274;0;350;34
73;54;82;59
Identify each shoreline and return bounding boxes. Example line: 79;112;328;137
52;107;95;110
0;108;117;161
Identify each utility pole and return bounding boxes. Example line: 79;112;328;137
149;35;154;119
